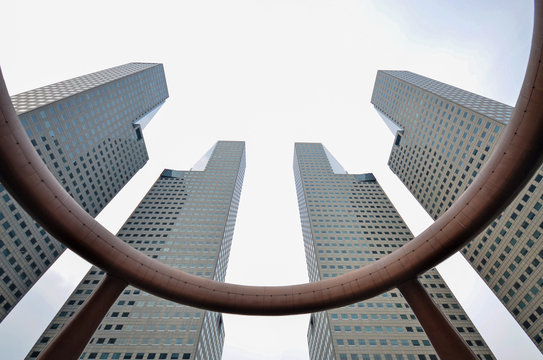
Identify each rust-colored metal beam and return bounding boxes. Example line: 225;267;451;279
0;3;541;316
398;278;477;360
36;274;126;360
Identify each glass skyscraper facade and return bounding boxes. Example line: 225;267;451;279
294;143;493;360
27;141;246;360
0;63;168;321
371;70;543;351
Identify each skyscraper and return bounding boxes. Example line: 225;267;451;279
294;143;494;360
0;63;168;321
371;70;543;350
27;141;246;360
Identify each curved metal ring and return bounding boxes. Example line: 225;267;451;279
0;3;542;315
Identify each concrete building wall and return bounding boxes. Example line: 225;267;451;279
371;70;543;350
26;141;245;360
294;143;494;360
0;63;168;320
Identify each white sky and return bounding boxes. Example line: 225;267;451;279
0;1;541;359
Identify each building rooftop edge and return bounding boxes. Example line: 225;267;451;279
376;70;512;125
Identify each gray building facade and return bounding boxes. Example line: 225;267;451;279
294;143;494;360
27;141;246;360
371;70;543;350
0;63;168;320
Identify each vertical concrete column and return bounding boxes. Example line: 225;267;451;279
398;278;477;360
38;274;127;360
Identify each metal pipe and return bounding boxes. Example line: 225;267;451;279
37;274;126;360
0;2;541;315
398;278;477;360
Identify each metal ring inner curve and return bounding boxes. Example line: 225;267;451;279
0;3;542;316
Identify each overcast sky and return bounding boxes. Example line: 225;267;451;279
0;1;541;359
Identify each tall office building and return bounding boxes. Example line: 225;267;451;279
0;63;168;320
27;141;246;360
371;70;543;350
294;143;494;360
